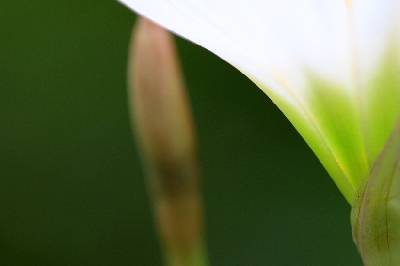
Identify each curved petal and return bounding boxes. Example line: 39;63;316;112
119;0;400;203
349;1;400;168
119;0;351;94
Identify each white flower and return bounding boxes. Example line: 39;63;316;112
119;0;400;204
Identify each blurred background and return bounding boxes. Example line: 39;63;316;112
0;1;362;265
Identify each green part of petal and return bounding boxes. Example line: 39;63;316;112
361;43;400;172
252;78;360;204
306;77;370;202
250;43;400;205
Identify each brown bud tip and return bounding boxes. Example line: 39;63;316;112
128;17;198;195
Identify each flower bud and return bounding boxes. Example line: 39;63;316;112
128;17;207;266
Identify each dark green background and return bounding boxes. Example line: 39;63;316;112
0;1;362;265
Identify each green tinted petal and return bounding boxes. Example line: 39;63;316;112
362;43;400;169
252;42;400;204
253;78;364;204
306;77;369;202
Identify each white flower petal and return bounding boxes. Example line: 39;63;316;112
351;0;400;82
120;0;400;202
119;0;353;94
